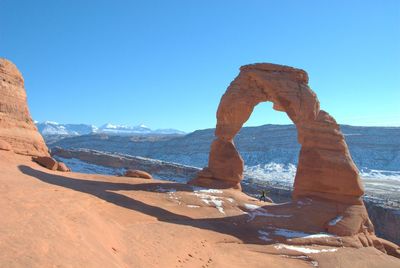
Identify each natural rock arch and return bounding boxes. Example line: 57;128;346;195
190;63;364;205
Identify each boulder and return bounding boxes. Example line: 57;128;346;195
0;58;49;157
32;156;58;171
125;169;153;180
57;162;71;172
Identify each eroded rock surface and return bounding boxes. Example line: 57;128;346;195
191;63;363;202
189;63;375;238
0;58;49;156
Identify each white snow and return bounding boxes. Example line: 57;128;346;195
245;206;292;221
226;198;235;203
258;230;272;242
274;244;338;254
302;233;335;239
272;228;334;239
195;189;223;194
192;192;225;214
273;228;311;239
360;168;400;182
244;163;297;187
328;216;343;226
244;203;261;210
187;205;200;208
97;123;183;135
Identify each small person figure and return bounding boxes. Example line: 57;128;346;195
259;190;267;201
259;190;273;203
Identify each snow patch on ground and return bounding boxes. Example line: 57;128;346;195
258;230;272;242
328;216;343;226
274;228;311;239
272;228;334;239
244;205;292;221
302;233;335;239
244;163;296;188
244;203;261;210
360;168;400;182
190;187;223;194
274;244;338;254
226;198;235;203
192;191;225;214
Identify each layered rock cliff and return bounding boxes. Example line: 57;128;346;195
0;58;49;156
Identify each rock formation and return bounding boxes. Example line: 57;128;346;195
57;162;71;172
32;156;59;170
188;63;377;239
190;63;364;204
0;58;49;157
125;169;153;180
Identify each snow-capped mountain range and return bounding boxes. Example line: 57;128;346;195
35;121;185;137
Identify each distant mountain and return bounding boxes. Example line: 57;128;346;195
35;121;186;138
36;121;98;136
50;124;400;172
97;123;185;135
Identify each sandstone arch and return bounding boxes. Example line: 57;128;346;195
190;63;364;205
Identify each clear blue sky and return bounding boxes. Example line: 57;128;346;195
1;0;399;132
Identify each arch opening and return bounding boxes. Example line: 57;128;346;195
235;102;300;198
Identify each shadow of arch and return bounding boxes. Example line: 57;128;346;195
189;63;364;205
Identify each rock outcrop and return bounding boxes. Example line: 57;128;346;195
57;162;71;172
0;58;49;157
190;63;364;204
32;156;71;172
125;169;153;179
189;63;375;238
32;156;59;170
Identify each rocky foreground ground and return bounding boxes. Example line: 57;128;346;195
1;151;400;268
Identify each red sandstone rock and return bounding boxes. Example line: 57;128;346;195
32;156;58;171
190;63;364;204
188;63;372;237
0;58;49;157
57;162;71;172
125;169;153;179
0;139;12;151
